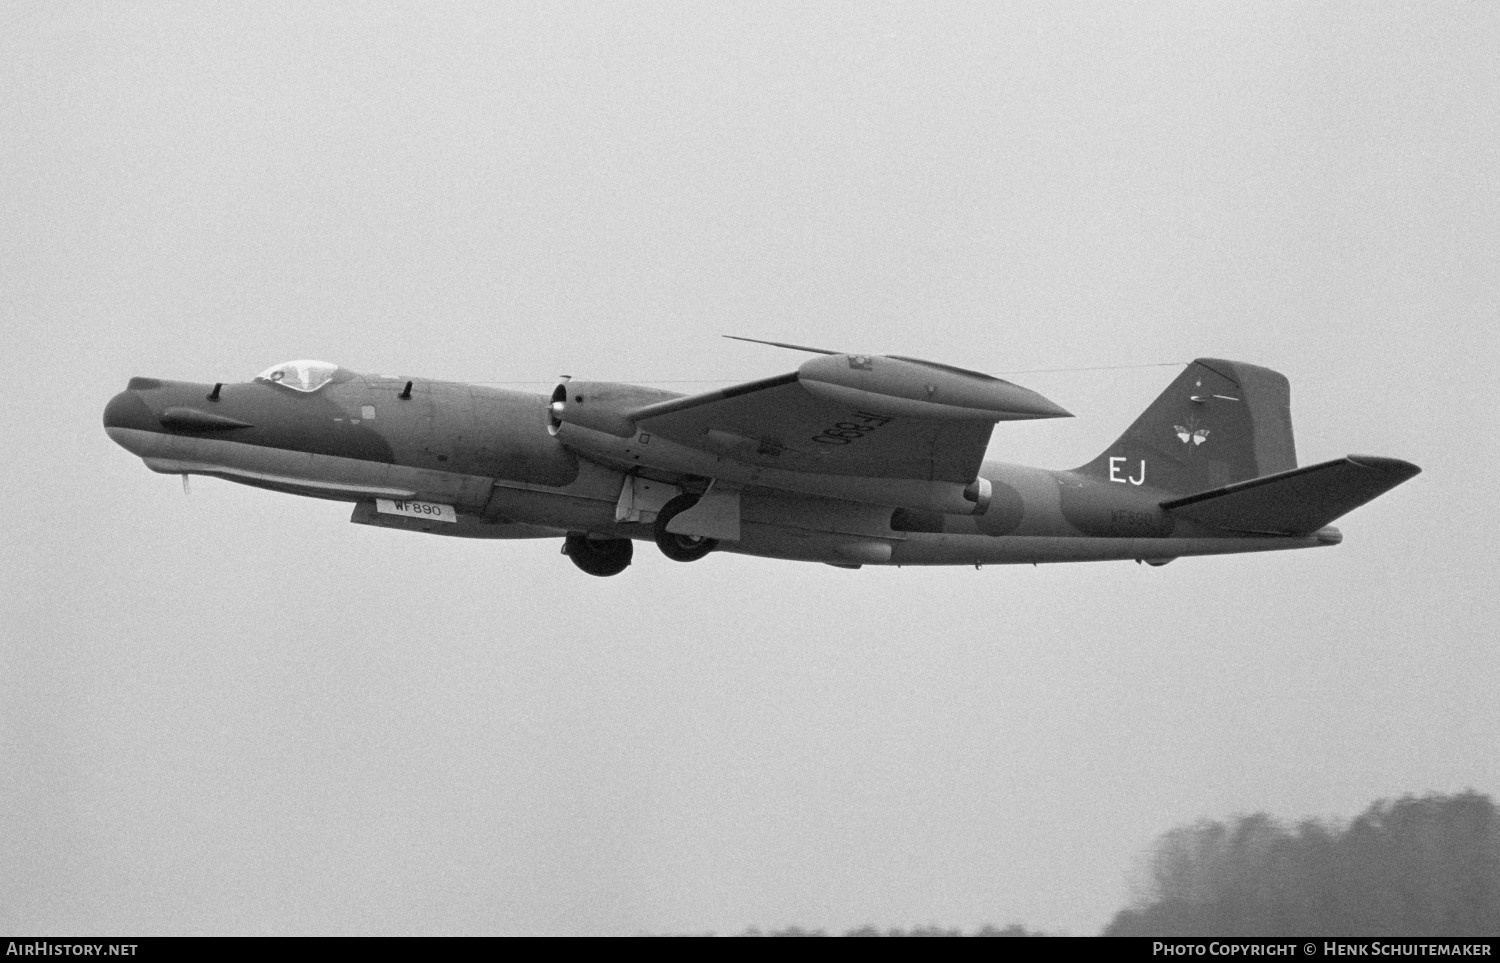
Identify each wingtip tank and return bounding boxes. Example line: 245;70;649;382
796;352;1070;422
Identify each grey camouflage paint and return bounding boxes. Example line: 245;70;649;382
104;358;1419;573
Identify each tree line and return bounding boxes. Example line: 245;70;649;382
662;791;1498;936
1106;790;1499;936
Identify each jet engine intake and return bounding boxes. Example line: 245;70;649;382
547;381;682;439
963;477;992;515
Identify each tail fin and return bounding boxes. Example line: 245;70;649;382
1075;359;1297;494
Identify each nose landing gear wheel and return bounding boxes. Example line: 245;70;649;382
564;533;633;577
653;494;719;562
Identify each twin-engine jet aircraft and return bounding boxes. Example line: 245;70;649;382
104;340;1419;576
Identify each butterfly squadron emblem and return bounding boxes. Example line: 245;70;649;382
1174;416;1210;448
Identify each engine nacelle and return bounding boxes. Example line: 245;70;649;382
552;415;993;517
547;381;682;439
542;365;1031;518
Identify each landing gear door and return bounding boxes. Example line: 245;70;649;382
614;474;680;523
664;483;741;541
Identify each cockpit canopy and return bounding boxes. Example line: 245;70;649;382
255;359;339;393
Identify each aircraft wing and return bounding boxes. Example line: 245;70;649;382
625;353;1070;483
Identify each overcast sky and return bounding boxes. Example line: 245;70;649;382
4;0;1497;936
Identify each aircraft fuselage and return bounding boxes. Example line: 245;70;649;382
104;366;1339;571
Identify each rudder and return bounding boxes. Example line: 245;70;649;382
1074;359;1297;494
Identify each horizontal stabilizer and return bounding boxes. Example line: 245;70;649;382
1161;455;1421;535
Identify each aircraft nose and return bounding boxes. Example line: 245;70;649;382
104;384;163;456
104;387;156;432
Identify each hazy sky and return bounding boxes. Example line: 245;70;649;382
4;1;1497;936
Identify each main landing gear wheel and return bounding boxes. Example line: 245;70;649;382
653;494;719;563
564;533;633;577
